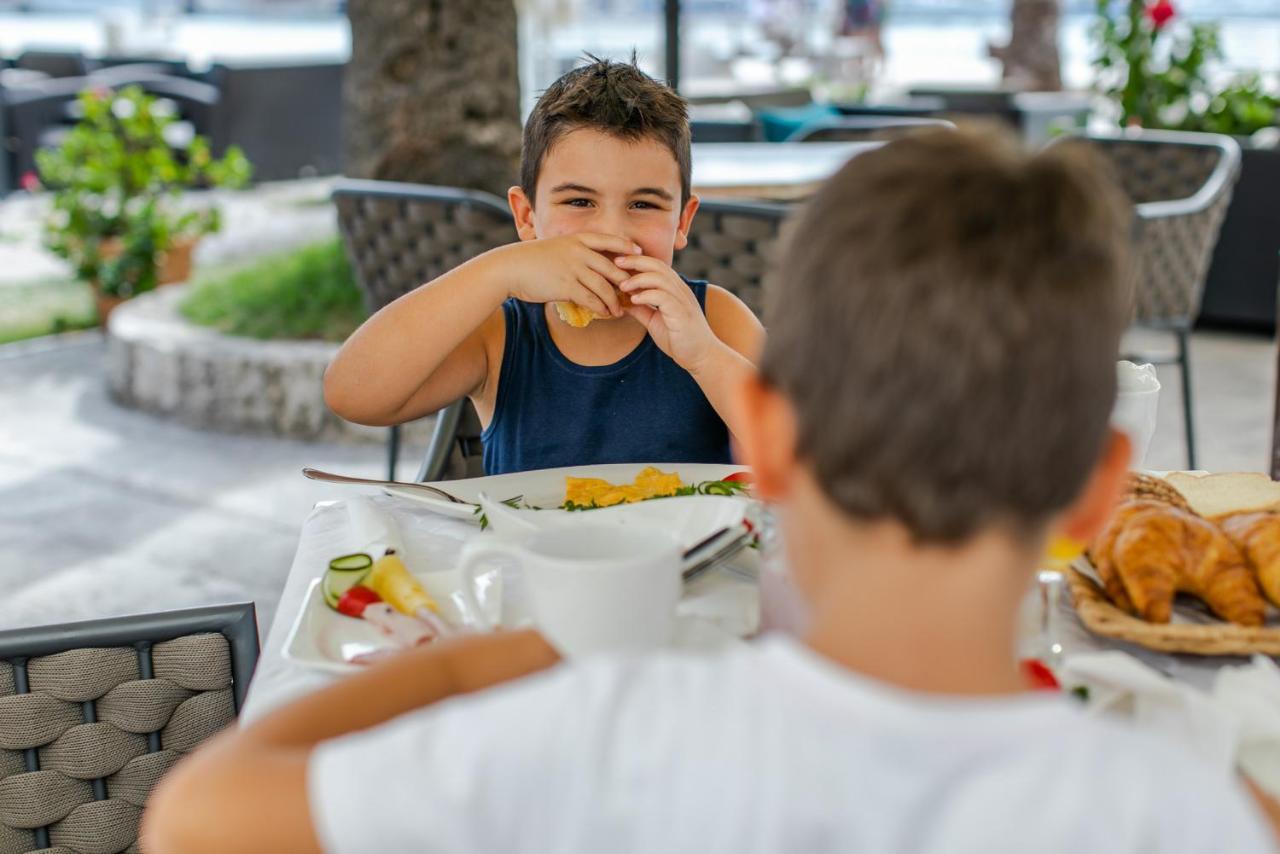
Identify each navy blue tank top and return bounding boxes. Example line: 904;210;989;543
481;279;733;475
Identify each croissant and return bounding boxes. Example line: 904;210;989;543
1215;511;1280;608
1123;472;1192;513
1090;499;1266;626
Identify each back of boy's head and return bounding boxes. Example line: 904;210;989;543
521;56;691;206
761;126;1133;544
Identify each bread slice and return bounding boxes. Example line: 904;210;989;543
554;302;600;328
1165;472;1280;518
553;291;633;329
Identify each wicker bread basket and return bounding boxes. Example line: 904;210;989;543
1066;566;1280;656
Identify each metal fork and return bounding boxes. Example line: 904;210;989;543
301;467;472;505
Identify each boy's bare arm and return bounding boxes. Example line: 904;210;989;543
324;234;637;426
1244;777;1280;848
142;630;560;854
696;285;766;439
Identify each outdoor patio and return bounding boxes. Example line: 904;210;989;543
2;1;1280;852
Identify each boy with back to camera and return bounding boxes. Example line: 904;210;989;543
323;58;764;474
144;127;1280;853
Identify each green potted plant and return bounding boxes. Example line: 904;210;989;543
35;85;252;323
1092;0;1279;135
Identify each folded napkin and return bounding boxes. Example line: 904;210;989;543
1060;652;1280;797
345;496;406;555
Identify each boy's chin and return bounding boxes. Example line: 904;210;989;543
554;294;633;328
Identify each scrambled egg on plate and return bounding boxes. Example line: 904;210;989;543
563;466;683;508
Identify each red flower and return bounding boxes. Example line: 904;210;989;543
19;171;40;193
1147;0;1176;30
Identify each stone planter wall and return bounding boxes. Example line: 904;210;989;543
106;286;436;444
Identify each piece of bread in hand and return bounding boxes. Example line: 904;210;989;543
1165;472;1280;518
553;290;633;328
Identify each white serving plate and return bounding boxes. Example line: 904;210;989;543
382;462;750;520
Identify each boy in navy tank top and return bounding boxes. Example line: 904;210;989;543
324;58;765;474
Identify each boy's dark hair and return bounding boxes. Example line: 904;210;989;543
761;126;1133;544
521;56;691;206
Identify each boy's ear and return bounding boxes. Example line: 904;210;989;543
1058;428;1132;545
735;370;798;503
508;186;539;241
673;195;700;251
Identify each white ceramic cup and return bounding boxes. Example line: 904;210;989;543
455;523;682;657
1112;360;1161;468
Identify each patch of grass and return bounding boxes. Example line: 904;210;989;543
181;239;366;342
0;279;98;345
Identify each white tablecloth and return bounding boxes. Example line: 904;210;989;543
243;497;1249;723
241;495;760;723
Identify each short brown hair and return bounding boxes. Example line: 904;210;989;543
521;57;691;206
761;127;1133;543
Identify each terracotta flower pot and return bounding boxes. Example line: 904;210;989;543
98;236;199;286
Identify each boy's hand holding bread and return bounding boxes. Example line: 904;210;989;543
617;253;723;373
495;231;639;321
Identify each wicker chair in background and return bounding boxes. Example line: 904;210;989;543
787;116;955;143
0;604;258;853
677;198;790;318
1063;130;1241;470
332;179;518;482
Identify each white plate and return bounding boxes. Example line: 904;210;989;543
283;571;749;674
482;494;750;557
383;462;750;520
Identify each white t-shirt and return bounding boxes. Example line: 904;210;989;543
309;636;1274;854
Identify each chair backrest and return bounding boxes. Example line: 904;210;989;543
789;116;955;143
0;604;258;853
333;178;518;479
1083;132;1230;205
677;198;790;318
1067;130;1241;325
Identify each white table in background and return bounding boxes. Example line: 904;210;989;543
691;141;879;201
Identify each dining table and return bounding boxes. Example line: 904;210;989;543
241;488;1249;724
240;492;762;723
691;141;880;202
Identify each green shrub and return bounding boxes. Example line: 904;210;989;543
181;239;366;342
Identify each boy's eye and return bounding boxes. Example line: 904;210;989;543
564;198;593;208
631;201;658;210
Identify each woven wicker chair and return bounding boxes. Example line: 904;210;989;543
787;116;955;143
1060;130;1241;470
332;179;518;482
677;198;789;318
0;604;258;854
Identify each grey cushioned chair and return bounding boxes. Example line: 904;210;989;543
332;179;518;481
0;603;258;853
1060;130;1241;470
787;116;954;143
677;198;790;318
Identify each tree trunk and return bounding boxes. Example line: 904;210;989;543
988;0;1063;91
344;0;522;196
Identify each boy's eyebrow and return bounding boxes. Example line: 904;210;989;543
631;187;675;202
550;182;598;195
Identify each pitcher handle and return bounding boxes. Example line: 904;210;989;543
455;539;526;632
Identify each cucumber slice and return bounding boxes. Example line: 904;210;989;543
323;553;373;609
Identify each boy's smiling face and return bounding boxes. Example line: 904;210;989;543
509;127;699;265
